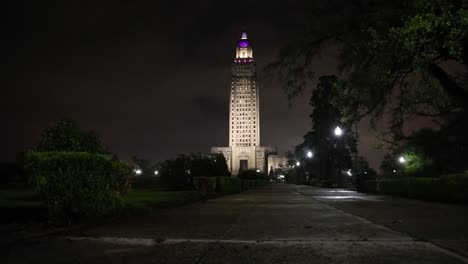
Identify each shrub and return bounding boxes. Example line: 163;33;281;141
217;177;242;194
360;180;379;193
158;158;193;190
241;179;269;190
113;160;132;195
193;177;217;197
25;151;121;218
320;179;334;188
369;174;468;204
439;174;468;203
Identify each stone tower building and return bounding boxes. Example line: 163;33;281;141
212;32;276;175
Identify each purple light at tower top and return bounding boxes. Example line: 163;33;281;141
239;40;249;47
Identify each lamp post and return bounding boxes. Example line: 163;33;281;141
398;155;406;177
333;126;343;187
306;150;313;159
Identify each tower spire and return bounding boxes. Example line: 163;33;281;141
236;32;253;60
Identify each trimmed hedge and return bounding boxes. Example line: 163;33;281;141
362;180;379;193
192;176;268;197
193;177;217;197
217;177;242;194
361;174;468;204
25;151;123;217
242;179;269;190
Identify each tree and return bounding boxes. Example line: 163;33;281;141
131;155;154;177
36;118;108;154
158;153;230;190
380;153;398;176
268;0;468;142
295;76;357;186
352;156;377;192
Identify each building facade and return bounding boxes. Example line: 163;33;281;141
212;32;277;175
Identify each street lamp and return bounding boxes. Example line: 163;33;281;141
346;169;352;176
154;170;159;175
334;126;343;137
256;169;260;173
398;156;406;164
333;126;344;187
306;150;313;159
296;161;301;166
135;169;142;175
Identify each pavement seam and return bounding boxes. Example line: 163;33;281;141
191;202;256;264
296;187;468;264
65;236;439;245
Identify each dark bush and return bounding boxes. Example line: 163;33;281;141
158;158;193;190
361;180;379;193
320;179;334;188
241;179;269;190
365;174;468;204
25;151;121;218
187;153;230;177
113;160;132;195
217;177;242;194
193;177;217;197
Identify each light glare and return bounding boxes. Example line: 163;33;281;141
334;126;343;137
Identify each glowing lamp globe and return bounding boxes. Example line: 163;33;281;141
334;126;343;137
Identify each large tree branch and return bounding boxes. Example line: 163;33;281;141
428;63;468;107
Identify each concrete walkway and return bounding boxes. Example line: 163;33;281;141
2;184;468;263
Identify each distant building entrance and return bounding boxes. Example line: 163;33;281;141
239;160;248;172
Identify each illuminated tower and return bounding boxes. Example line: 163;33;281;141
212;32;276;175
230;32;260;152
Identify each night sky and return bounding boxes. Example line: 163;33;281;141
5;0;386;168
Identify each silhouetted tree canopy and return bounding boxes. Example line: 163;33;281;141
295;76;357;184
36;118;108;154
268;0;468;141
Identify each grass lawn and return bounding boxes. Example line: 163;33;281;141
0;189;44;208
123;189;200;209
0;188;200;225
0;188;200;212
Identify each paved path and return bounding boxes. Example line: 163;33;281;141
2;184;468;263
